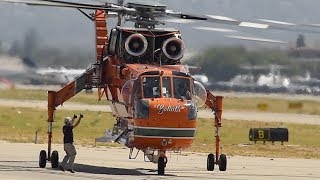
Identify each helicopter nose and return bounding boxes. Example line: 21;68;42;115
147;99;197;125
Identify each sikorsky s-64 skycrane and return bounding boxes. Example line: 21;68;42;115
0;0;315;175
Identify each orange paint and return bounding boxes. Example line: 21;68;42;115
131;137;194;151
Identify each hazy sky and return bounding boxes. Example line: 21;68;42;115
1;0;320;53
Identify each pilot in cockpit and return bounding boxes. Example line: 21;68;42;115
152;86;160;97
175;83;191;100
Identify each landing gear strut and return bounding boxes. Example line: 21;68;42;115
205;94;227;172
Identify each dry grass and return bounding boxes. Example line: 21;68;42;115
224;96;320;115
0;89;99;104
0;106;115;145
0;106;320;159
2;89;320;115
191;118;320;159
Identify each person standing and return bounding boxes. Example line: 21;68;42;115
59;114;83;173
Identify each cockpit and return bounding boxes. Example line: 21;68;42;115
121;71;207;108
121;71;207;120
140;76;192;100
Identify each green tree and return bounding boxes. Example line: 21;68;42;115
296;34;306;48
186;46;294;81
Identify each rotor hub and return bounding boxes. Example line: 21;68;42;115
126;2;167;28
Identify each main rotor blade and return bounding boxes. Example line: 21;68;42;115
258;18;320;30
226;35;287;44
258;19;296;26
166;10;268;28
166;10;320;34
164;18;195;24
193;26;237;33
194;25;286;44
0;0;127;11
257;18;320;33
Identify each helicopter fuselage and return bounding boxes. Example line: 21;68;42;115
104;63;199;152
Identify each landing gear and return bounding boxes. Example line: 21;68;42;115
39;150;47;168
38;149;60;169
206;153;227;171
157;156;166;175
51;150;59;168
207;153;214;171
205;95;227;172
219;154;227;171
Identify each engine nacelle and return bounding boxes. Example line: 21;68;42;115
124;33;148;57
162;37;185;60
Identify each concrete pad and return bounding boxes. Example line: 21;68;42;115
0;141;319;180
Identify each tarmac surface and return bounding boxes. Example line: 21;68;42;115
0;141;320;180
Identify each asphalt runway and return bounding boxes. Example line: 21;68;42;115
0;141;319;180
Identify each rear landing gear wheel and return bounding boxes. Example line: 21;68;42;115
39;150;47;168
51;150;59;169
158;156;165;175
207;153;215;171
219;154;227;171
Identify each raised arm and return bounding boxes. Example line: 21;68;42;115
73;114;84;128
71;114;77;124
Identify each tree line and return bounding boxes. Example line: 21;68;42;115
186;46;320;81
0;29;95;69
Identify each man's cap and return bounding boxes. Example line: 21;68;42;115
64;117;72;123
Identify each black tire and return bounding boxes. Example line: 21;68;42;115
158;156;165;175
39;150;47;168
207;153;215;171
219;154;227;171
51;150;59;169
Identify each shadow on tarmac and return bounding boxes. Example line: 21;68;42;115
73;163;146;175
0;160;176;177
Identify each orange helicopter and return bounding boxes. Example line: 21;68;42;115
0;0;316;175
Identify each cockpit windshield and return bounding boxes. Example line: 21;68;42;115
141;75;191;100
173;77;191;100
142;76;161;98
162;77;172;98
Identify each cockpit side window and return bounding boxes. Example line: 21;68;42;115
142;76;161;98
162;77;172;98
173;77;191;100
133;79;141;101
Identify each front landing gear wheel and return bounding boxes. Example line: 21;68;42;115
219;154;227;171
207;153;215;171
51;150;59;168
39;150;47;168
158;156;165;175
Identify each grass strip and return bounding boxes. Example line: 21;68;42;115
1;106;319;158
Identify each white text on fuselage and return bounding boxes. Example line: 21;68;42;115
155;104;183;114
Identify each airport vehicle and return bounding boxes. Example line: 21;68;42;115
0;0;315;175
